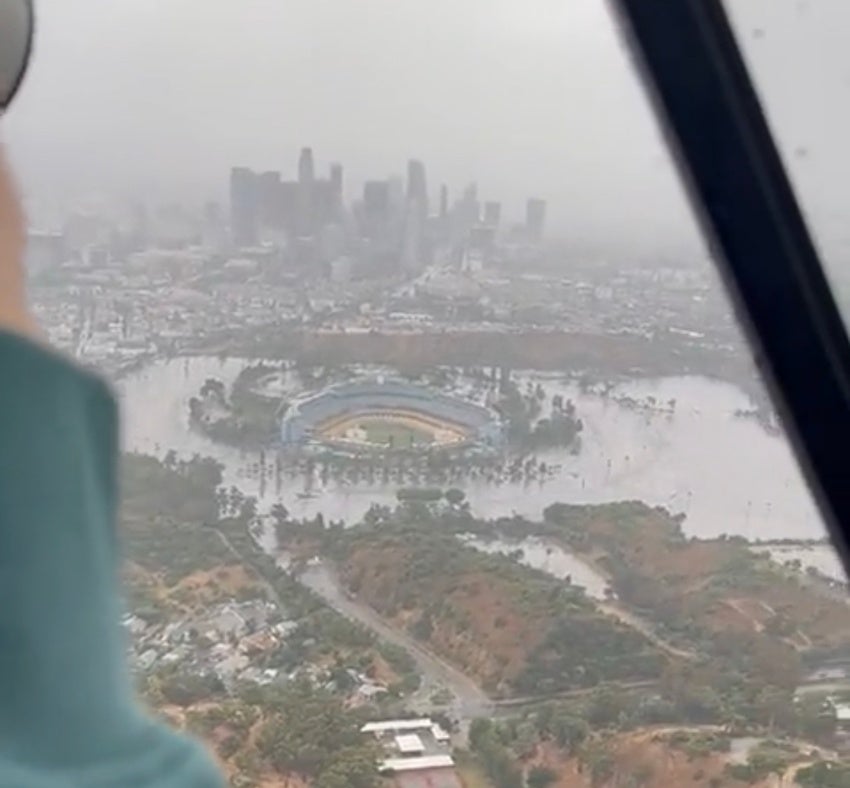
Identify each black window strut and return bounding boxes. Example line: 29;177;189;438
611;0;850;571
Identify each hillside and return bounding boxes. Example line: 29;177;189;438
541;503;850;676
467;708;838;788
535;728;823;788
118;455;410;787
331;523;666;697
159;681;381;788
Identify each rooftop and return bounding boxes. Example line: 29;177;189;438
361;718;433;734
363;719;456;776
395;734;425;754
381;755;454;773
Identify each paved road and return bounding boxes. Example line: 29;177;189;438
218;528;841;726
215;527;491;716
299;561;493;718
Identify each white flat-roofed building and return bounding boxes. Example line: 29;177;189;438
362;718;456;779
383;755;455;772
395;734;425;755
362;718;433;735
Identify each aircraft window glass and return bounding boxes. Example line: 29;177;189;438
11;1;850;784
724;0;850;320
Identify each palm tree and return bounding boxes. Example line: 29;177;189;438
271;502;289;525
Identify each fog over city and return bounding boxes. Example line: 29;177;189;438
6;0;850;261
13;1;850;784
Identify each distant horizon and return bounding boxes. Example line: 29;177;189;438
7;0;849;265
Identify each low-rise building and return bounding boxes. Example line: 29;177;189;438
361;718;459;786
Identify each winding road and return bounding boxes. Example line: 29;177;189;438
214;526;493;717
218;527;848;729
299;561;493;719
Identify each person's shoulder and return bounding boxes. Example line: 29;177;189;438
65;720;225;788
0;328;116;407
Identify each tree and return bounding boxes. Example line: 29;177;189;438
239;497;258;522
271;502;289;524
796;694;836;742
159;671;224;707
585;684;630;727
469;718;495;751
549;711;589;751
512;720;538;758
527;765;557;788
445;488;466;507
255;682;378;781
200;377;227;403
796;761;850;787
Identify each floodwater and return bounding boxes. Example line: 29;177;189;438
766;544;847;583
118;357;827;542
458;535;609;599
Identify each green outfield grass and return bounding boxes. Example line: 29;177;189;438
359;418;433;448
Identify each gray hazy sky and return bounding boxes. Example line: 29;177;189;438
4;0;850;261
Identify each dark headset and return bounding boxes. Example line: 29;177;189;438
0;0;33;111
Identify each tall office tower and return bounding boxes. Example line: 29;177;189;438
257;171;283;229
297;147;316;236
526;198;547;241
406;159;429;219
453;182;480;235
329;163;344;220
230;166;259;247
330;163;343;196
279;181;299;233
387;176;405;215
439;184;449;218
403;159;429;271
362;180;391;240
298;147;315;185
401;200;424;273
483;201;502;228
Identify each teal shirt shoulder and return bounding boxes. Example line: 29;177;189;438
0;332;224;787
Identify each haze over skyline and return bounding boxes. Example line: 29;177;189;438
4;0;850;262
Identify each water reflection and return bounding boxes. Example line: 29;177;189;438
767;544;847;583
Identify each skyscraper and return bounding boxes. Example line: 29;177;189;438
402;160;429;272
258;171;282;229
401;200;424;273
298;147;315;185
329;163;344;220
454;183;480;235
406;159;428;219
526;198;547;241
330;163;343;197
230;166;259;247
362;180;391;240
297;148;316;236
279;181;299;233
483;201;502;228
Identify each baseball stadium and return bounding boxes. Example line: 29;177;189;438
280;378;505;452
